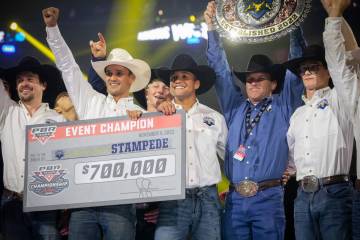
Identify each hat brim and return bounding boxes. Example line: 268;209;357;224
155;65;216;95
4;64;66;108
91;59;151;93
283;55;327;76
233;64;286;94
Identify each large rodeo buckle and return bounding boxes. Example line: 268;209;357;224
235;180;259;197
301;175;319;193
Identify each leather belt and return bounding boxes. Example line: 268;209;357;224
3;189;23;200
300;175;349;193
230;179;281;197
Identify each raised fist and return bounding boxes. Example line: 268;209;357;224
42;7;59;27
90;33;107;58
204;1;216;30
321;0;351;17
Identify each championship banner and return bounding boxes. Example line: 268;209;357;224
214;0;312;43
23;112;186;212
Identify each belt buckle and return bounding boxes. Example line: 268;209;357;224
236;180;258;197
302;175;319;193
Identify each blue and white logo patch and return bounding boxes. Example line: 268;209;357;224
317;99;329;109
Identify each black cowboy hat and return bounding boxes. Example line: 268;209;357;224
155;54;216;95
283;45;327;76
283;45;334;88
3;56;66;108
133;68;170;109
234;54;286;94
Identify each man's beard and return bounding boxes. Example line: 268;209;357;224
19;92;35;103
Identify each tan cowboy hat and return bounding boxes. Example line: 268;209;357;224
91;48;151;92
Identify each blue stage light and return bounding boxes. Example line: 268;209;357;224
15;32;25;42
1;44;16;53
186;37;200;45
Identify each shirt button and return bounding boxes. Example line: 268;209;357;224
189;146;192;150
250;132;253;136
187;115;190;119
306;153;310;156
309;170;312;172
314;114;317;117
188;130;191;133
306;119;309;122
190;162;193;166
246;161;249;164
305;136;308;139
245;177;248;180
114;109;116;112
190;179;193;182
247;146;251;149
21;175;24;178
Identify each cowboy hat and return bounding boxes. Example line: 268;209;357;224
3;56;66;108
283;45;334;88
133;68;170;109
155;54;216;95
233;54;286;94
91;48;151;93
283;45;327;76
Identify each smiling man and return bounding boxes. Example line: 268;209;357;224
154;54;228;240
0;56;65;240
42;7;150;240
204;1;306;239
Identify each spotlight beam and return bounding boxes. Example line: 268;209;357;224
9;22;88;79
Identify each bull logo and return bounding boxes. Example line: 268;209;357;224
243;0;274;20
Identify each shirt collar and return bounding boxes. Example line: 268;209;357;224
172;99;200;115
302;87;331;105
19;102;50;117
106;95;134;105
246;96;272;108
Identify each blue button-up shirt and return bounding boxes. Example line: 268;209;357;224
206;30;305;184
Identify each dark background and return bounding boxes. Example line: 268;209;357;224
1;0;359;110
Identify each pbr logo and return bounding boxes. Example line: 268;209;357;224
214;0;312;43
28;165;69;196
31;126;57;144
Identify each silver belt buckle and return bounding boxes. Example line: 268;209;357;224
302;175;319;193
236;180;258;197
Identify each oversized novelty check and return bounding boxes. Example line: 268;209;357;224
23;112;185;212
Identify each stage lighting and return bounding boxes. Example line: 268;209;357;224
189;15;196;23
10;22;18;31
1;44;16;53
15;32;25;42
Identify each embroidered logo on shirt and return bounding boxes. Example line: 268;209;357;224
31;126;57;145
316;99;329;109
203;116;215;126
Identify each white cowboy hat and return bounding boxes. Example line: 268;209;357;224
91;48;151;92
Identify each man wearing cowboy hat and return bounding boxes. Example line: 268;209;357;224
153;54;228;240
321;0;360;238
43;7;151;240
0;56;65;239
87;34;171;240
204;1;306;239
285;3;356;235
